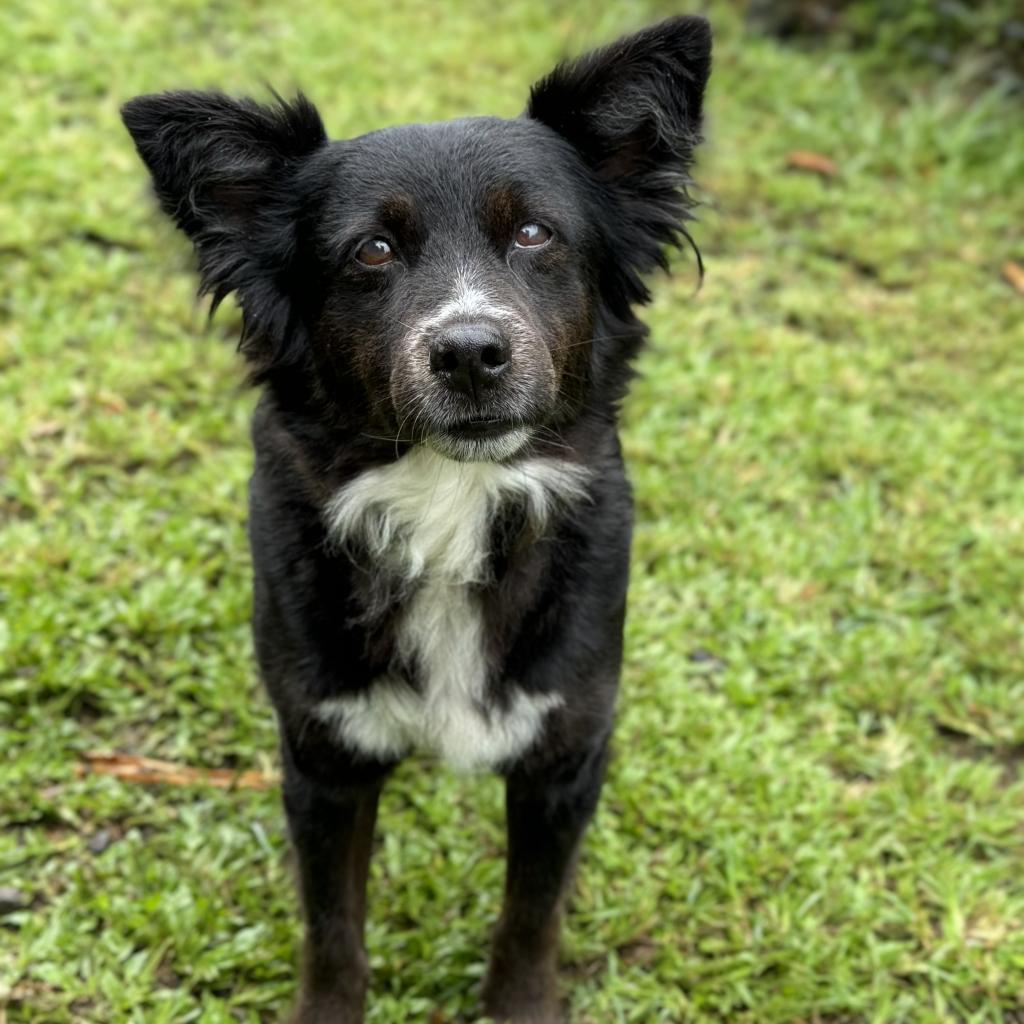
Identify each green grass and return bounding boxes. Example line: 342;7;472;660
2;1;1023;1021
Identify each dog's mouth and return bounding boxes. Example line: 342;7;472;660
427;419;532;462
446;417;517;440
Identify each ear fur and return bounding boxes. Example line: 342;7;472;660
121;91;327;373
528;16;712;308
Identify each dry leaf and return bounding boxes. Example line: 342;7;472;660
78;752;277;790
29;420;63;439
1002;260;1024;295
97;394;127;413
786;150;839;179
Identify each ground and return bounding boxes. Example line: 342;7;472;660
1;1;1023;1022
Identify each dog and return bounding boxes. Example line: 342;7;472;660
122;15;711;1023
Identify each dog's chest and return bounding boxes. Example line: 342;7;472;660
315;448;587;771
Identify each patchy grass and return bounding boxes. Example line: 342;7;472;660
2;1;1023;1022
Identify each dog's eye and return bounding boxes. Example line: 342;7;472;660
515;223;552;249
356;238;395;266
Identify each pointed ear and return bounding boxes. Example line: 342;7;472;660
528;16;711;181
528;17;711;303
121;91;327;370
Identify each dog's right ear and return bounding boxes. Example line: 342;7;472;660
121;90;326;242
122;91;327;369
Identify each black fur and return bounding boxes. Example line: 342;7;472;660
123;16;711;1023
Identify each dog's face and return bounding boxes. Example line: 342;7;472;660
306;117;602;460
123;17;711;461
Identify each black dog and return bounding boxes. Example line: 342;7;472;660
122;16;711;1023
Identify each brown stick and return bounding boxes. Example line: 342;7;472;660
78;752;278;790
1002;260;1024;295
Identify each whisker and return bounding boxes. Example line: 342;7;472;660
394;404;419;459
530;435;575;454
556;368;591;383
382;313;418;332
557;332;643;351
359;432;403;444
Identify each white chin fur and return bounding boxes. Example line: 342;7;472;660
427;427;531;463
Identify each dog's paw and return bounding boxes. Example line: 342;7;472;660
482;1006;562;1024
481;983;563;1024
287;995;365;1024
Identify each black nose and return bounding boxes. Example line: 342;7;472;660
429;324;510;398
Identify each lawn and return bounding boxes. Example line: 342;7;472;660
2;1;1023;1022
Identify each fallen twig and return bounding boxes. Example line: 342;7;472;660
786;150;839;179
1002;260;1024;295
78;752;278;790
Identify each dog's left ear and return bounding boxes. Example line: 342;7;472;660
528;16;711;299
528;16;711;183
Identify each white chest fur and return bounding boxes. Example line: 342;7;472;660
316;447;590;771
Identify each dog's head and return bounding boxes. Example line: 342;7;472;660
122;17;711;462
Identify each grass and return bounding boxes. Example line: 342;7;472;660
2;1;1023;1021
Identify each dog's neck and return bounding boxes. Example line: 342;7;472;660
323;446;590;585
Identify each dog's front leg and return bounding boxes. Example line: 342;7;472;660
484;739;610;1024
282;748;387;1024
